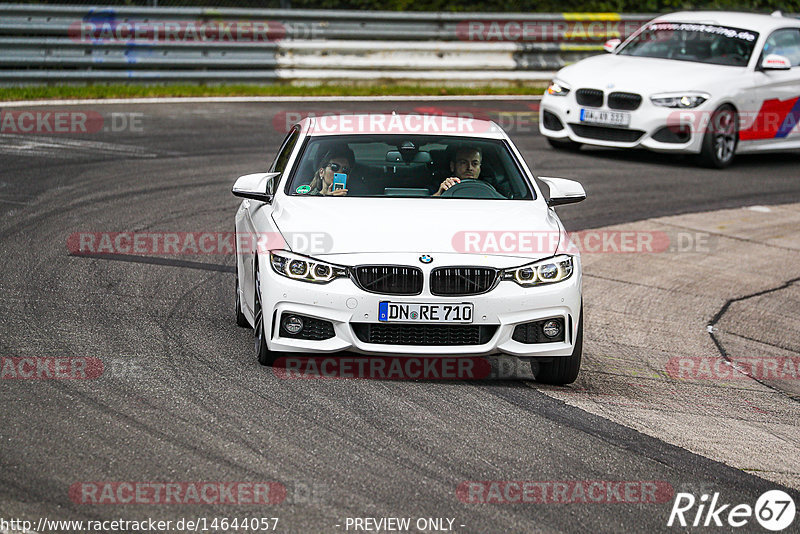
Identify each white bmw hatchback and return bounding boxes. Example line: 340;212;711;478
232;114;586;384
540;11;800;167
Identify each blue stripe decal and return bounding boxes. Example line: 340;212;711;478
776;97;800;138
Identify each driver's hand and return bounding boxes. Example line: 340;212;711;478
321;182;348;196
435;177;461;196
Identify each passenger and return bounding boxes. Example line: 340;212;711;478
433;146;482;196
309;147;355;196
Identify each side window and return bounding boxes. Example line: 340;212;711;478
269;127;300;192
763;29;800;67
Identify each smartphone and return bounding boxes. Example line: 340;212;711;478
332;173;347;191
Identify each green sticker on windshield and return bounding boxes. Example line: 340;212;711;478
296;185;311;195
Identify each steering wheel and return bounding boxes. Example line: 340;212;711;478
439;179;506;199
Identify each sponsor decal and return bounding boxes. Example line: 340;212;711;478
739;97;800;140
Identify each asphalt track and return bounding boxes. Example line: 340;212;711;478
1;99;799;533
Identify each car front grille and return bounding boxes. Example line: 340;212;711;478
353;266;423;295
352;323;497;346
575;88;604;107
430;267;499;296
568;124;645;143
607;92;642;111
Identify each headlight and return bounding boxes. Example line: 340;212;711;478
270;251;348;284
547;80;571;97
501;255;574;287
650;92;709;108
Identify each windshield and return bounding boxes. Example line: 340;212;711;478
618;22;759;67
285;135;535;200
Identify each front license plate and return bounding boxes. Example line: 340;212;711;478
378;302;473;323
580;108;631;127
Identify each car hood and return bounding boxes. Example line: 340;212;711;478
270;196;563;260
557;54;741;95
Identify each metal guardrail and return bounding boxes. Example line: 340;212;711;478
0;4;656;84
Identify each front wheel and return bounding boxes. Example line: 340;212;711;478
235;276;249;328
532;308;583;385
254;260;280;366
698;105;738;169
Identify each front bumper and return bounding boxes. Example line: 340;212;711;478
255;254;582;358
540;92;707;154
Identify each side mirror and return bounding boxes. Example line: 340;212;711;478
604;39;621;53
761;54;792;70
232;172;280;202
538;176;586;207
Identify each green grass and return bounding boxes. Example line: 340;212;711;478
0;83;546;101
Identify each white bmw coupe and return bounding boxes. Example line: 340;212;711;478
232;114;586;384
540;11;800;167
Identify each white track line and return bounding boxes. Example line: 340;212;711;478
1;95;542;107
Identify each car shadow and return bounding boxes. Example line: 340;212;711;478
556;146;800;169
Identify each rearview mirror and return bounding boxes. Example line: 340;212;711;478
232;172;280;202
386;150;431;163
604;39;621;53
761;54;792;70
538;176;586;207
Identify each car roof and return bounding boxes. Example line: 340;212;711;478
653;11;800;34
301;113;508;139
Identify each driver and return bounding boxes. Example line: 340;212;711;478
433;147;482;196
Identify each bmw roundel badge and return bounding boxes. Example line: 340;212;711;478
419;255;433;264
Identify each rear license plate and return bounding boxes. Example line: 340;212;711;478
580;108;631;127
378;302;473;323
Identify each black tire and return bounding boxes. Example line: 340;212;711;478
547;138;582;152
253;259;280;366
698;105;738;169
235;276;249;328
532;308;583;385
